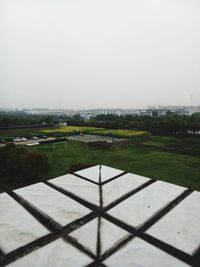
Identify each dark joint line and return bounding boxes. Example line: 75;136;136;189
100;172;127;186
72;173;99;185
192;246;200;267
0;233;59;267
138;189;192;233
104;179;155;211
63;235;96;260
100;235;133;262
45;181;99;211
139;233;193;266
63;212;98;234
3;186;62;234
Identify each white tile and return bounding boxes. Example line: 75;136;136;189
14;183;90;227
75;165;124;183
69;218;98;255
7;238;92;267
0;193;49;254
108;181;186;229
69;218;129;255
101;165;124;182
104;237;189;267
100;218;129;254
102;173;150;207
48;174;100;206
147;191;200;255
75;165;100;183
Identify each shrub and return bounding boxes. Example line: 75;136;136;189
0;143;49;180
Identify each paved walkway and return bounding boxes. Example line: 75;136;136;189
0;165;199;266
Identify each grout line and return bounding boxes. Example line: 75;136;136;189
102;213;136;234
0;249;5;263
139;233;193;266
72;173;99;185
104;179;155;211
86;261;108;267
138;189;192;233
192;247;200;267
96;216;101;262
63;235;96;260
100;235;134;262
45;181;99;211
2;185;62;233
0;233;59;267
102;190;194;266
63;212;98;234
100;172;127;186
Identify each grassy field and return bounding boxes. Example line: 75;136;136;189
27;139;200;191
41;126;149;138
143;136;180;148
1;126;199;191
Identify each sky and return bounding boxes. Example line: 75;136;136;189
0;0;200;110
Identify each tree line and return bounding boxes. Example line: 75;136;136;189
0;111;63;128
69;112;200;136
0;111;200;136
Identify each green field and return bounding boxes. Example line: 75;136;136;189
1;126;199;191
41;126;149;138
27;139;200;191
143;136;180;148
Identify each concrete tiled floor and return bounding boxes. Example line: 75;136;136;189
0;165;199;267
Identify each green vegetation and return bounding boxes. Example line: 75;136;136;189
41;126;104;135
86;129;149;138
25;139;200;191
41;126;149;138
0;111;60;127
0;143;49;181
144;136;180;148
1;111;200;136
0;127;46;140
0;112;199;191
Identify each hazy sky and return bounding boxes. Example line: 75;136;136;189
0;0;200;109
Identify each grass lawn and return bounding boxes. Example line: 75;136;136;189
144;136;180;147
28;140;200;191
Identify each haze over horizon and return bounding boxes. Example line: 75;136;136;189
0;0;200;110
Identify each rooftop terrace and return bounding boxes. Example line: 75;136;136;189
0;165;199;266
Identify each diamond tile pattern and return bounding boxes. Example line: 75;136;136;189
0;165;199;267
75;165;124;183
69;217;129;255
14;183;91;226
6;239;92;267
104;237;190;267
146;191;200;255
48;174;100;206
0;193;49;254
107;181;186;228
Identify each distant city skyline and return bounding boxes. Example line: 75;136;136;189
1;0;200;109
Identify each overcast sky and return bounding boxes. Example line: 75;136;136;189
0;0;200;109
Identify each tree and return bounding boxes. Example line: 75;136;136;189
0;143;49;181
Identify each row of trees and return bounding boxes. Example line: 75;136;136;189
69;113;200;136
0;111;68;127
0;111;199;136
